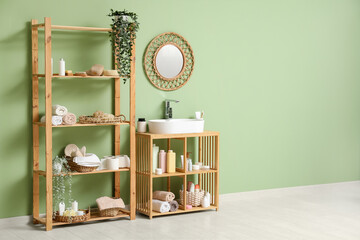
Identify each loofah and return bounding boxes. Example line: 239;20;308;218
80;146;86;157
65;144;79;157
103;113;114;119
93;111;104;118
86;64;104;76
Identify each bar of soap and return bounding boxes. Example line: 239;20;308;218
103;70;119;76
86;64;104;76
74;72;87;76
65;70;73;76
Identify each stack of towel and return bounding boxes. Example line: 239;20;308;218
41;105;76;126
152;191;179;213
96;196;125;211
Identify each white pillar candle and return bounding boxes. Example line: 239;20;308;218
72;200;78;212
59;202;65;216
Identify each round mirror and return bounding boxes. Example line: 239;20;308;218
144;32;194;91
155;44;184;79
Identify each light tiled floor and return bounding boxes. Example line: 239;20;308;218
1;181;359;239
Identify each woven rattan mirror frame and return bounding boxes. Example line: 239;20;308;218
144;32;194;91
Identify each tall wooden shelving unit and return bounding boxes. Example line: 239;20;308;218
31;17;136;231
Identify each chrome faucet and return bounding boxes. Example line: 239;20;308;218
165;99;179;119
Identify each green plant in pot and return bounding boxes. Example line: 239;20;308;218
52;156;73;217
108;9;140;83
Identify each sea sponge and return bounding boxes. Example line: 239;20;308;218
93;111;104;118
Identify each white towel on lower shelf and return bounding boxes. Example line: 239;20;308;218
40;115;63;126
73;153;100;166
152;199;170;213
52;105;68;116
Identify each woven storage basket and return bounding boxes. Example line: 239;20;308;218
79;114;126;124
99;208;121;217
54;209;90;223
66;157;98;173
179;190;205;207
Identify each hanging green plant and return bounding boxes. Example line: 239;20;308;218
52;156;73;217
108;9;139;83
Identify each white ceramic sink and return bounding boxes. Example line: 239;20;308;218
148;119;205;134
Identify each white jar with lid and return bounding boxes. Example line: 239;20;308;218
137;118;147;133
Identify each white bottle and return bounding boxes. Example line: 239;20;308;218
59;202;65;216
72;200;78;212
188;159;192;171
186;152;192;171
201;192;210;208
59;58;65;76
181;155;184;169
152;144;159;173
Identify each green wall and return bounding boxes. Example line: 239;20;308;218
1;0;360;218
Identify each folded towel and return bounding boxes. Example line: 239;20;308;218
115;155;130;168
62;112;76;125
40;115;63;126
52;105;68;116
96;196;125;211
152;199;170;213
153;191;175;202
169;200;179;212
73;153;100;165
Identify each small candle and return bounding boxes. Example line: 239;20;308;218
72;200;78;212
59;202;65;216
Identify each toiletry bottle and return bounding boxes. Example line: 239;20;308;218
187;152;192;171
59;202;65;216
167;150;176;173
72;200;78;212
180;155;184;169
137;118;147;133
152;144;159;173
59;58;65;76
190;183;195;193
159;150;167;173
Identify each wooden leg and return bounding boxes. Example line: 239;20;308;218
44;17;53;231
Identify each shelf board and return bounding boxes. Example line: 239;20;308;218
35;168;130;177
185;169;218;175
33;74;122;79
33;122;130;127
151;205;217;217
137;168;218;178
32;23;112;32
136;130;219;139
52;210;129;226
151;171;185;178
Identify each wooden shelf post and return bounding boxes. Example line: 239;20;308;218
44;17;53;231
32;18;40;224
129;39;136;220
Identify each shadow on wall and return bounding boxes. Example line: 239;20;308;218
0;22;33;216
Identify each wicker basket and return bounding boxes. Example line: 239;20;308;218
99;208;121;217
66;157;98;173
54;208;90;223
78;114;126;124
179;190;205;207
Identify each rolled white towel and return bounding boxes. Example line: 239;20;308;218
40;115;63;126
52;105;68;116
152;199;170;213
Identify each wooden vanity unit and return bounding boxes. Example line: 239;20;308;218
136;131;219;219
